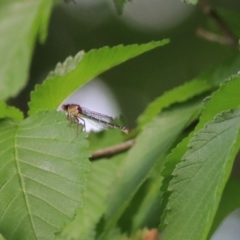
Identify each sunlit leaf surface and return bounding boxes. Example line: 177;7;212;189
0;0;53;100
0;111;90;239
99;101;201;238
162;109;240;240
28;40;169;116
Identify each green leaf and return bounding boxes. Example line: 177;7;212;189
208;176;240;238
56;157;122;240
0;102;23;122
104;229;127;240
88;130;126;152
0;111;90;239
51;130;126;240
47;51;85;79
137;79;211;129
118;154;168;234
137;53;240;130
204;54;240;87
182;0;198;4
112;0;131;14
160;74;240;226
162;108;240;240
0;0;54;100
99;100;202;239
0;234;6;240
213;8;240;38
37;1;54;43
130;154;168;232
28;40;170;116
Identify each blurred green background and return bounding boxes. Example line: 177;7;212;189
13;0;239;127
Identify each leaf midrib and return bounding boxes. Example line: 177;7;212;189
12;125;37;239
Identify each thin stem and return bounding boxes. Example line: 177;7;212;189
198;0;239;48
90;139;135;161
196;28;235;46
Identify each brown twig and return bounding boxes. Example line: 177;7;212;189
90;139;135;161
198;0;239;48
196;27;235;46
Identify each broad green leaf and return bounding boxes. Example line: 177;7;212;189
56;130;126;240
162;109;240;240
46;51;85;79
137;79;211;129
88;130;127;152
28;40;170;116
160;74;240;226
0;111;90;240
137;53;240;130
104;229;127;240
204;55;240;87
213;8;240;38
208;176;240;238
130;155;168;232
99;100;202;239
0;0;54;100
0;102;23;122
118;153;170;234
56;157;122;240
37;1;54;43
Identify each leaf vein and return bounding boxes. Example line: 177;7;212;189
23;175;80;203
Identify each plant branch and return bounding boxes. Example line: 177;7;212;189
198;0;239;48
90;139;135;161
196;28;235;46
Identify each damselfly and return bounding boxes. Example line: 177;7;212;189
62;104;129;134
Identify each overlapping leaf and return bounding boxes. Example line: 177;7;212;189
137;53;240;130
50;129;126;240
56;157;122;240
0;0;54;100
130;154;168;232
0;111;90;239
160;74;240;223
113;0;131;14
0;102;23;122
162;109;240;240
137;79;211;129
99;100;202;239
28;40;170;116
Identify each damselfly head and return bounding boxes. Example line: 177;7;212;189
62;104;81;116
62;104;78;111
62;104;68;111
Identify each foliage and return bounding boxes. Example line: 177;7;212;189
0;0;53;100
28;40;169;116
1;1;240;240
112;0;131;14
